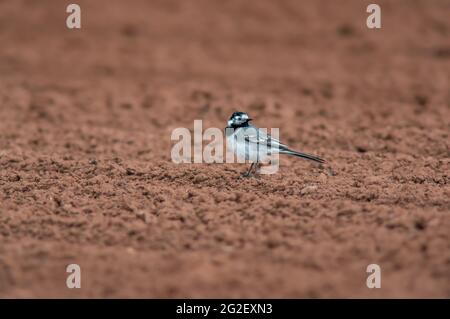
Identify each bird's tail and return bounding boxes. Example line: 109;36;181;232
281;149;325;163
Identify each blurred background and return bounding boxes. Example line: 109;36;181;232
0;0;449;298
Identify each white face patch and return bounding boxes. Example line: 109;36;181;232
228;112;250;127
233;113;248;124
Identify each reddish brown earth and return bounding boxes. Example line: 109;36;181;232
0;0;449;298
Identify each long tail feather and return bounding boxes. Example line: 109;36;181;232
281;149;325;163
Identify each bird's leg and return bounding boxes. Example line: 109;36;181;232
242;162;256;177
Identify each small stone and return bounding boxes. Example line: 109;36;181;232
301;185;318;195
327;168;337;176
355;144;368;152
8;174;21;182
136;210;157;224
126;168;136;175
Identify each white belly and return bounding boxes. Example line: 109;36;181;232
226;133;272;163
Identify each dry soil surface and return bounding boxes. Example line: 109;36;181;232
0;0;449;297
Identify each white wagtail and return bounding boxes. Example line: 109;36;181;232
225;111;325;176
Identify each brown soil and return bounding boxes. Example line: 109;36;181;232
0;0;449;298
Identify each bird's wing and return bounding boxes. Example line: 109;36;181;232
241;125;288;149
244;127;326;163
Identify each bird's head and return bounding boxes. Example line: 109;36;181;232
227;111;252;128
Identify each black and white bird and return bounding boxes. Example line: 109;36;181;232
225;111;325;176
